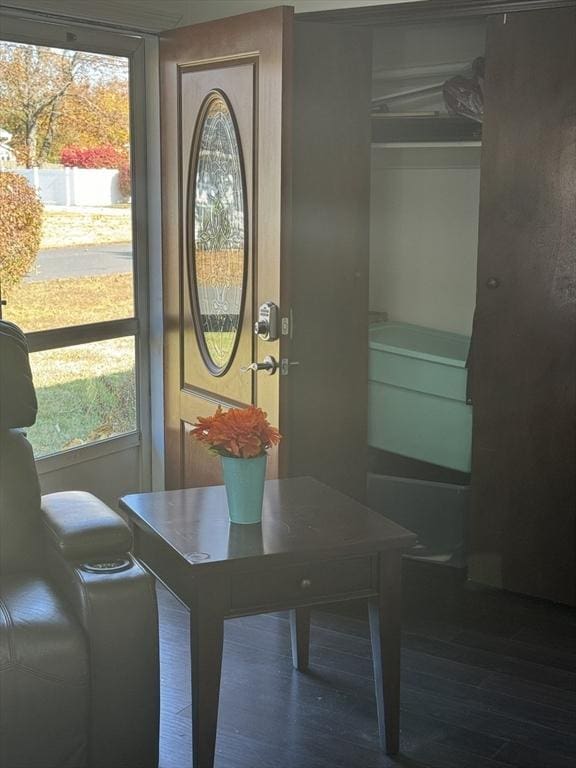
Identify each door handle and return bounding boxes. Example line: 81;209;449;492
240;356;278;375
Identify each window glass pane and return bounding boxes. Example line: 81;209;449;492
0;41;133;332
28;337;136;457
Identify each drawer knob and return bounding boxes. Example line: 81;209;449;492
300;578;312;590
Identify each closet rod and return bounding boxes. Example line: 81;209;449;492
372;82;444;107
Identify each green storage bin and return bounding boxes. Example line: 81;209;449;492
368;322;472;472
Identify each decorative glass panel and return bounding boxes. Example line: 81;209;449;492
189;91;247;376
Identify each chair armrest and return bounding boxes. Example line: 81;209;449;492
41;492;159;766
41;491;132;561
42;515;160;768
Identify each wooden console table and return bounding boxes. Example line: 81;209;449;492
120;477;415;768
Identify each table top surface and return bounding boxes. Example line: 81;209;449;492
120;477;416;569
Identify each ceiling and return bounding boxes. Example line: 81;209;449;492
0;0;186;30
0;0;417;33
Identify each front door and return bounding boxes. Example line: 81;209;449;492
161;7;292;489
161;8;372;496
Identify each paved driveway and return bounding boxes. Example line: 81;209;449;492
26;242;132;282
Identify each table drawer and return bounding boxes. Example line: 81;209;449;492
230;555;376;613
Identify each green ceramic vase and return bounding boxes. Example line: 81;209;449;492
221;454;267;525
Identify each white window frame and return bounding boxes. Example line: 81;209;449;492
0;10;164;490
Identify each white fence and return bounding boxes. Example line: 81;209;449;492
13;167;123;206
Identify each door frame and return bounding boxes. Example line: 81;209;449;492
0;9;164;493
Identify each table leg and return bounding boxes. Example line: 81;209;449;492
368;551;402;755
190;586;225;768
290;607;311;671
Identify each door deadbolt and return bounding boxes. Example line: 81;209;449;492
254;301;279;341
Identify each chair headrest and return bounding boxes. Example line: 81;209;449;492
0;320;37;430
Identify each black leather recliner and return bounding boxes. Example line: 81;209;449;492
0;320;160;768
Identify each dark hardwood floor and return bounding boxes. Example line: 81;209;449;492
157;576;576;768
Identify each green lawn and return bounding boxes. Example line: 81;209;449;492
41;208;132;249
6;273;133;333
29;370;136;456
27;339;136;457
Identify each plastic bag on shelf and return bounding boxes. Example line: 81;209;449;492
443;57;485;123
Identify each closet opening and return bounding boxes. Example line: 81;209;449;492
365;18;486;578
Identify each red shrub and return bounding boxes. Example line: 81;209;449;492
60;145;125;169
118;163;131;200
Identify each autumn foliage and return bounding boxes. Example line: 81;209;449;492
0;42;130;168
60;144;125;169
191;405;281;459
0;172;43;289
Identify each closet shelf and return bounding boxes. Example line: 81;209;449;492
373;141;481;148
372;114;482;145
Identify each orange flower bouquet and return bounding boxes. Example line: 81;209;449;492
190;405;281;458
191;406;281;524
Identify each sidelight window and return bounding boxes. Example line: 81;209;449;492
0;37;142;460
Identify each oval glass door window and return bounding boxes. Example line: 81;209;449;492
189;91;247;376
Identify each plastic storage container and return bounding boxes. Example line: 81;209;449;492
367;472;468;563
368;322;472;472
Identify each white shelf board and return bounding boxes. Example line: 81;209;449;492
373;141;481;149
